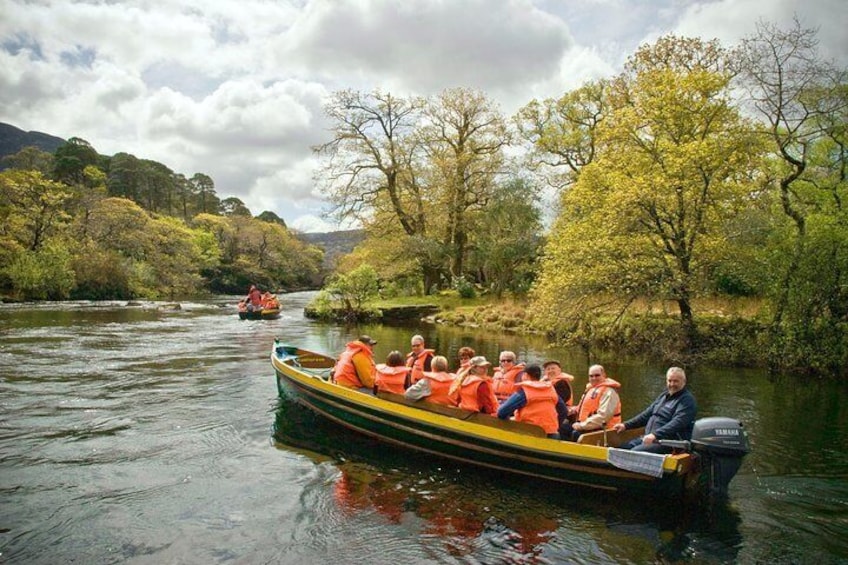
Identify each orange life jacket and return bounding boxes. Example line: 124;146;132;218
333;341;374;389
514;381;560;434
458;376;498;414
421;371;457;406
406;348;435;384
492;363;526;401
576;378;622;429
375;365;409;394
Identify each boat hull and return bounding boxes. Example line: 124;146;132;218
271;343;699;497
238;308;281;320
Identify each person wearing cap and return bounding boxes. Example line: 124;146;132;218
375;350;409;394
404;355;458;406
562;364;622;441
542;360;576;407
406;334;435;386
333;335;378;390
497;365;568;439
613;367;696;454
449;356;498;414
492;351;526;402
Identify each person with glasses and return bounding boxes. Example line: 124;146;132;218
612;367;696;454
562;365;622;441
405;334;435;387
497;364;568;439
492;351;526;402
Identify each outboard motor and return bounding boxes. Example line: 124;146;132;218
690;417;750;498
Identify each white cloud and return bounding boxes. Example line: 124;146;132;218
1;0;844;232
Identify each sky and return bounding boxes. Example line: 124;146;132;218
1;1;845;233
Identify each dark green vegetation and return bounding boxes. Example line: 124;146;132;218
310;23;848;378
0;135;324;300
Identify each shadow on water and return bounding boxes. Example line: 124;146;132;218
271;393;744;563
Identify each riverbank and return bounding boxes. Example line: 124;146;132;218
305;292;772;369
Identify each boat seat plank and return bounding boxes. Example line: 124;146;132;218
376;391;547;438
576;427;645;448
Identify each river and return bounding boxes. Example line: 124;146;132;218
0;291;846;564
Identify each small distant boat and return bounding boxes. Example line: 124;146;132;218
271;341;750;502
238;300;281;320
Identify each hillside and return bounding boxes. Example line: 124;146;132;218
0;122;65;167
297;229;364;268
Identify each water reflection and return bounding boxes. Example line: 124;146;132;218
271;396;744;563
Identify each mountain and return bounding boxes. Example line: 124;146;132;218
0;122;66;166
297;229;364;268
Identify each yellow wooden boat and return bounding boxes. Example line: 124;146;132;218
271;341;749;501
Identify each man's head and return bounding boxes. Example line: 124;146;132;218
431;355;448;372
410;335;425;351
498;351;516;369
666;367;686;394
358;335;378;348
588;364;606;385
543;360;562;378
524;364;542;381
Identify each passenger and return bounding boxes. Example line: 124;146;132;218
404;355;457;406
497;365;568;439
492;351;526;402
375;350;409;394
332;335;378;391
562;364;622;441
613;367;697;454
542;360;576;406
450;356;498;415
406;334;435;386
260;291;273;308
245;284;262;312
456;346;476;371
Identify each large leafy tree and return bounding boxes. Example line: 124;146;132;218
0;169;74;251
532;36;763;346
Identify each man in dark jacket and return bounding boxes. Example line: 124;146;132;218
613;367;696;454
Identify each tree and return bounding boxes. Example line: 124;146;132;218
314;89;441;290
53;137;99;185
736;19;848;374
515;79;608;191
0;169;73;251
2;146;54;174
471;177;543;297
531;35;763;347
191;173;219;215
220;197;252;217
422;87;510;278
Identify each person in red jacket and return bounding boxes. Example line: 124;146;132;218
245;284;262;311
450;356;498;415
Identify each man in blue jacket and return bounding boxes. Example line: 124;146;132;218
613;367;696;454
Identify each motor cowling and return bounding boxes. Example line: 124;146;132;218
690;417;750;498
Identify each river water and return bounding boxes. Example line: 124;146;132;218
0;291;846;564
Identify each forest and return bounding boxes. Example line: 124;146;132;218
0;137;324;301
310;22;847;377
